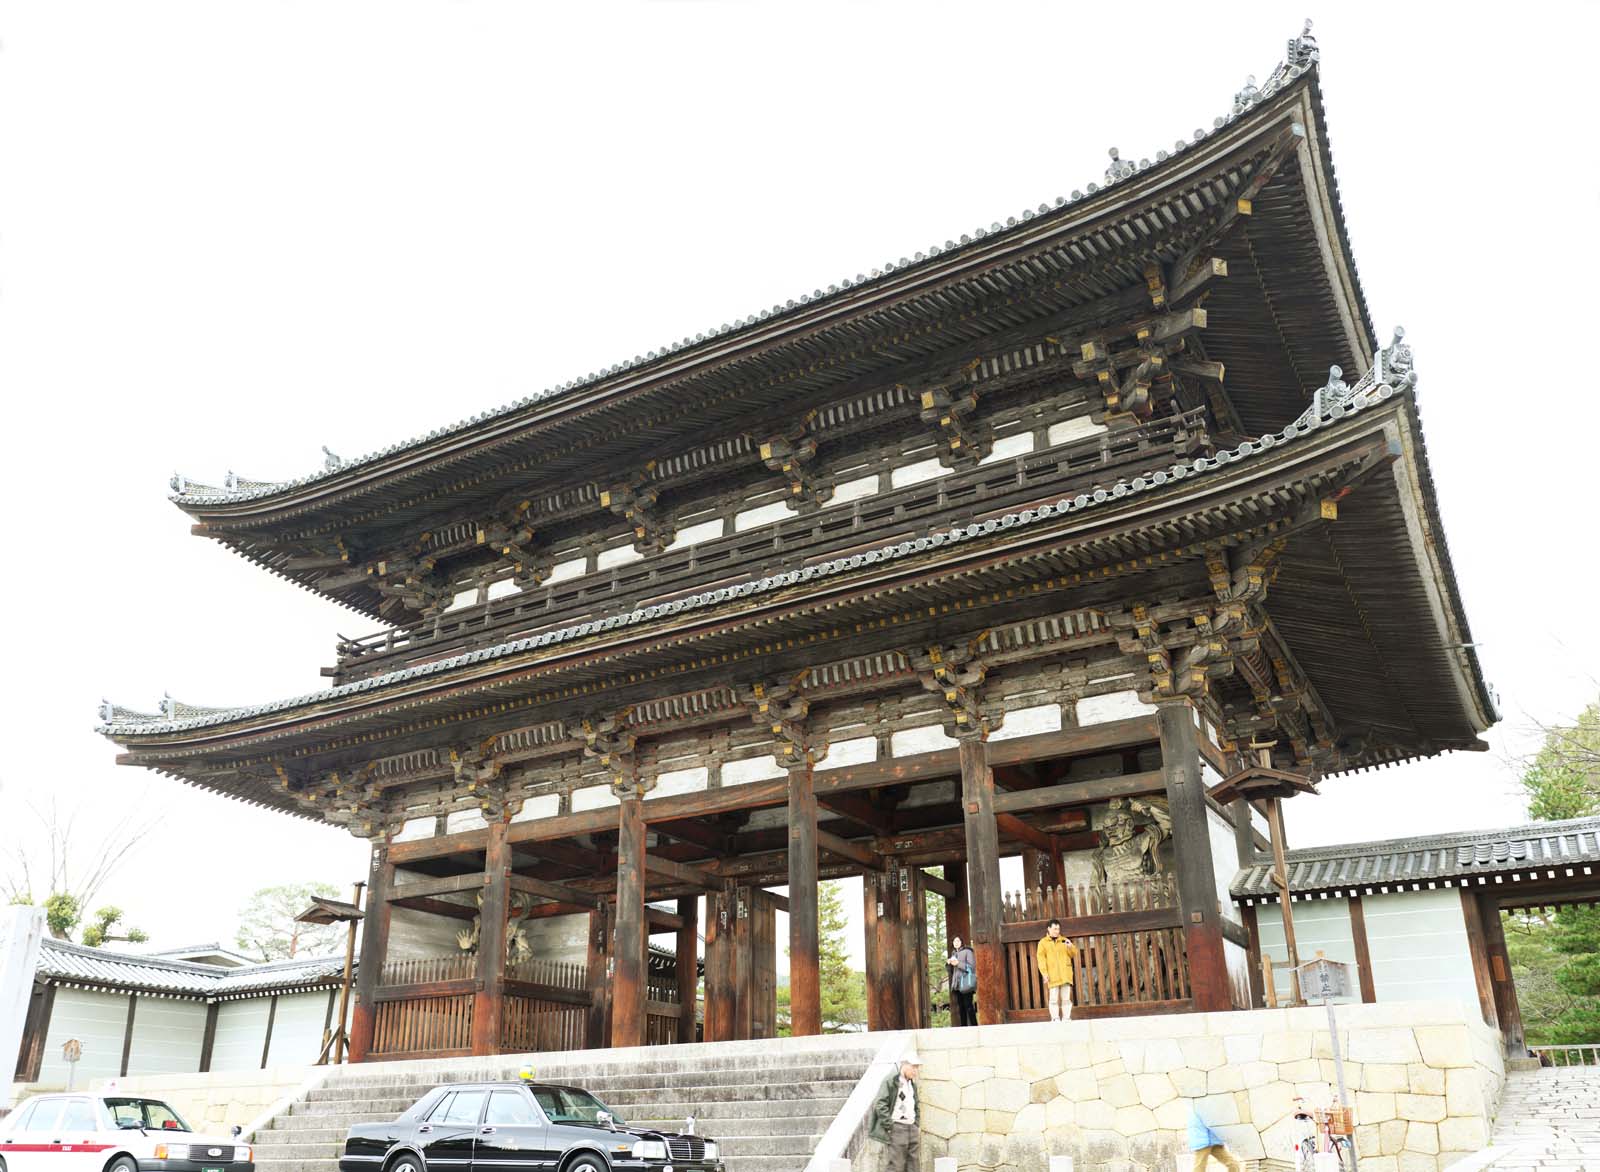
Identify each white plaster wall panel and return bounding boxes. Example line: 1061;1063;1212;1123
1074;690;1156;725
485;578;518;601
721;755;784;786
263;991;333;1068
126;997;207;1075
899;781;958;810
206;999;271;1074
387;906;466;961
1206;807;1244;926
38;988;130;1084
546;558;584;584
816;737;876;770
1255;897;1360;1004
1362;888;1479;1008
1047;416;1109;446
825;475;879;508
666;518;727;550
446;809;489;834
393;817;436;843
571;785;619;811
734;501;794;532
988;703;1061;742
1066;753;1124;782
520;914;588;967
510;794;560;822
648;767;708;799
892;725;958;756
889;458;948;489
596;545;642;571
979;432;1036;465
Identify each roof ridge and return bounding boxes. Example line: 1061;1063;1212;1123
43;935;347;979
1269;814;1600;864
168;25;1322;506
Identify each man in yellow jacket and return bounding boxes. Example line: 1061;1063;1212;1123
1035;918;1079;1021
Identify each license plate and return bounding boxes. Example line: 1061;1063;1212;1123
203;1166;225;1171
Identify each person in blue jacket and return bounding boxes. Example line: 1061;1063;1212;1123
1188;1101;1242;1172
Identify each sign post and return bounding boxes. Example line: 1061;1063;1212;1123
1296;952;1358;1169
62;1038;82;1090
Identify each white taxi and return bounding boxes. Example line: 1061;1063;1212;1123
0;1095;253;1172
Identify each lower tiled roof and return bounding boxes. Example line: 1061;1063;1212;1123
37;937;348;1000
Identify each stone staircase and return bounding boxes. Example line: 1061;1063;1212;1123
251;1036;883;1172
1489;1065;1600;1169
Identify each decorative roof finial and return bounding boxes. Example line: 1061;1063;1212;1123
1233;74;1260;114
224;470;239;491
1380;326;1416;390
323;446;344;471
160;692;177;719
99;699;115;723
1104;147;1136;186
170;473;186;494
1313;364;1348;417
1288;19;1318;69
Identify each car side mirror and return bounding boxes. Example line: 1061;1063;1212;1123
595;1112;612;1128
118;1121;142;1130
232;1126;242;1138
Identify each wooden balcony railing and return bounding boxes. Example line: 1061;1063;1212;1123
1001;876;1189;1019
327;412;1211;684
1531;1043;1600;1066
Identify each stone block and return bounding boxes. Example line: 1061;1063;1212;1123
1063;1041;1092;1068
921;1080;961;1113
1223;1034;1262;1065
1153;1099;1190;1130
1171;1067;1206;1097
922;1104;958;1139
1045;1096;1075;1128
988;1078;1032;1112
984;1109;1016;1132
1261;1031;1314;1063
1196;1093;1240;1126
956;1108;985;1134
1143;1039;1184;1072
1117;1041;1148;1075
1357;1091;1397;1123
1379;1118;1408;1155
1395;1094;1446;1123
1213;1124;1265;1160
1353;1123;1380;1154
1240;1061;1277;1089
1279;1059;1322;1083
1179;1035;1228;1071
1077;1099;1117;1130
952;1064;993;1087
1312;1030;1350;1059
1361;1159;1399;1172
1092;1058;1126;1081
1233;1090;1252;1124
1437;1116;1488;1151
1407;1064;1444;1095
1349;1029;1423;1065
1134;1073;1177;1110
1405;1121;1439;1155
1413;1027;1472;1070
1100;1073;1139;1108
1320;1058;1360;1087
1397;1152;1436;1172
1247;1082;1297;1130
1020;1045;1064;1082
1030;1078;1056;1105
1077;1130;1129;1162
1365;1063;1409;1092
1011;1103;1047;1133
1443;1068;1484;1118
1090;1041;1122;1065
1056;1069;1099;1102
960;1083;984;1110
1112;1104;1157;1137
1209;1008;1290;1035
1207;1065;1244;1094
1260;1115;1307;1162
992;1048;1021;1079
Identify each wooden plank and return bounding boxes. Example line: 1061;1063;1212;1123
508;872;603;908
646;906;684;931
388;894;480;920
350;842;394;1063
257;995;274;1071
996;812;1055;853
1000;906;1182;942
789;764;821;1037
1479;895;1525;1054
1158;702;1230;1013
385;872;486;901
374;979;479;1002
676;895;698;1044
815;792;895;835
991;770;1165;814
921;868;956;898
816;827;882;871
959;738;1005;1025
120;993;138;1078
472;820;510;1056
862;870;904;1030
644;852;724;892
198;1001;220;1073
1347;894;1377;1005
1241;902;1265;1009
14;981;56;1082
1458;888;1499;1031
702;890;733;1043
502;980;589;1006
612;797;648;1047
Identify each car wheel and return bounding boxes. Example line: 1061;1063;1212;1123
107;1157;140;1172
565;1154;608;1172
389;1157;423;1172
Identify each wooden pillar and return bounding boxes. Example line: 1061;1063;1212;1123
14;981;55;1082
120;994;138;1076
1479;896;1525;1055
612;796;648;1048
675;896;699;1044
348;840;393;1064
1265;797;1302;1002
896;866;929;1028
1232;799;1256;865
472;819;510;1056
959;737;1005;1025
1240;904;1266;1009
1459;888;1500;1032
944;862;971;947
788;762;822;1037
198;1002;219;1073
584;905;610;1049
863;869;905;1031
701;890;732;1042
1347;894;1378;1004
1157;700;1231;1012
258;994;276;1070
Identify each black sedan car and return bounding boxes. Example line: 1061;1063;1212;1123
339;1081;721;1172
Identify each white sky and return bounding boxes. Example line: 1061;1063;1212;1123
2;3;1598;963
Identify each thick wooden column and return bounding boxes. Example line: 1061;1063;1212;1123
1479;896;1525;1054
1232;799;1257;865
676;896;699;1043
863;868;906;1031
1157;701;1231;1012
897;866;930;1028
959;737;1005;1025
14;981;55;1082
1459;888;1500;1032
471;819;510;1055
348;839;393;1063
584;905;610;1049
612;796;648;1048
788;762;821;1036
944;862;971;945
702;889;734;1042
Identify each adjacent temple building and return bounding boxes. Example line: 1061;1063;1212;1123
101;26;1495;1063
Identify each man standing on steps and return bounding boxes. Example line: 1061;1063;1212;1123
868;1048;921;1172
1035;918;1079;1021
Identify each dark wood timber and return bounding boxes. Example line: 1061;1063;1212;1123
349;841;393;1064
643;853;723;892
1479;895;1525;1055
944;863;971;949
1232;798;1256;865
385;872;487;901
816;827;882;871
1240;902;1265;1009
863;869;905;1031
788;763;821;1037
507;873;603;908
1158;701;1230;1013
1458;887;1499;1031
998;814;1055;854
14;981;55;1082
702;889;733;1043
1347;894;1377;1004
921;869;956;898
257;995;275;1071
646;906;684;932
471;819;511;1056
198;1001;220;1074
676;896;698;1044
991;770;1165;814
612;797;648;1047
959;737;1005;1025
388;894;480;920
584;905;609;1049
119;994;139;1077
1000;906;1182;942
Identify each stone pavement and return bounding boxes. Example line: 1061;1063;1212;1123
1489;1066;1600;1170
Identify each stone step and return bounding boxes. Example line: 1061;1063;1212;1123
629;1116;832;1137
326;1050;876;1090
252;1142;343;1159
718;1157;810;1172
290;1080;855;1119
271;1098;847;1134
305;1064;865;1101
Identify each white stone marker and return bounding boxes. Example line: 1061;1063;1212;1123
0;906;46;1109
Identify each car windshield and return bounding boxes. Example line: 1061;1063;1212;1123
104;1098;190;1132
530;1087;623;1126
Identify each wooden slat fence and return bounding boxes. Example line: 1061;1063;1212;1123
502;995;586;1053
372;991;473;1057
381;951;476;986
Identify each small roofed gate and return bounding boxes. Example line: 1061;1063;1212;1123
1001;876;1191;1019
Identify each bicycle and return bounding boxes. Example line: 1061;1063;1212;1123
1290;1094;1357;1172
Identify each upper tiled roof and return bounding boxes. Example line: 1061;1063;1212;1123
167;26;1324;507
37;937;348;1000
1230;815;1600;901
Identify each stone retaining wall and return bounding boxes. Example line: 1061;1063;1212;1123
89;1065;323;1134
908;1000;1503;1172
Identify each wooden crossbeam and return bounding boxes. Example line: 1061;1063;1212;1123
385;872;484;901
645;906;684;931
817;829;883;872
508;872;603;909
920;869;957;898
991;770;1164;814
651;818;731;854
995;812;1056;853
816;793;894;835
389;894;479;920
643;853;724;892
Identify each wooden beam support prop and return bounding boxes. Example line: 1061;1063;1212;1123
384;872;485;901
920;868;956;898
944;863;970;947
650;818;732;854
1458;887;1499;1032
508;872;603;908
788;763;822;1037
702;889;734;1042
1347;893;1377;1005
863;869;906;1031
471;819;510;1056
198;1001;219;1074
817;827;883;872
256;995;273;1071
816;792;895;836
1158;701;1231;1013
584;905;609;1049
644;852;724;892
1232;798;1256;866
14;981;55;1083
1479;895;1526;1055
349;841;393;1063
997;812;1056;854
612;797;648;1048
959;737;1005;1026
1241;902;1266;1009
676;896;698;1045
991;770;1165;814
646;906;684;932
